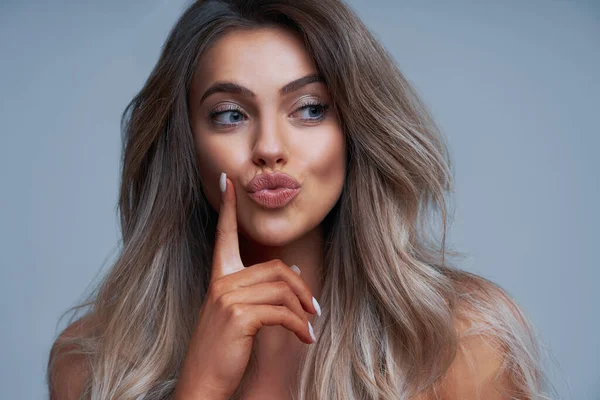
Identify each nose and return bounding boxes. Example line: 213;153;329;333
251;115;288;169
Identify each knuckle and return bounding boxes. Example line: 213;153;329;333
273;305;287;317
215;291;231;310
208;280;224;300
214;227;226;242
280;306;296;321
273;281;289;292
280;285;297;303
229;303;246;321
270;259;286;271
285;288;299;305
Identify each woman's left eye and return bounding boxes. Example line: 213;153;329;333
294;101;329;122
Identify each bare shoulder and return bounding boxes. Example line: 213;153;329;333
420;272;538;399
48;314;96;400
434;317;512;399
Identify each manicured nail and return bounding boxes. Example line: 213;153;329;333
308;321;316;343
219;172;226;193
312;297;322;316
290;265;301;275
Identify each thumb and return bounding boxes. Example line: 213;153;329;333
212;172;243;281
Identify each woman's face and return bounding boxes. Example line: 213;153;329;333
189;27;346;247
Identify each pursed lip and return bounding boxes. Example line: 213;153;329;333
246;172;301;193
245;172;301;209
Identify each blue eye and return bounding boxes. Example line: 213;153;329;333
207;100;330;128
207;105;246;126
295;101;329;122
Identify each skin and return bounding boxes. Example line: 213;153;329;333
188;26;346;396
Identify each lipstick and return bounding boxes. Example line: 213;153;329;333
246;172;301;209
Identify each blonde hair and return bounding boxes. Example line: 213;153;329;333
47;0;556;399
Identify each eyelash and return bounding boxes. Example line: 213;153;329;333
207;100;330;128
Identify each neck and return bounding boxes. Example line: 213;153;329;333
238;225;325;301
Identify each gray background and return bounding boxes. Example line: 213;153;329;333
1;0;598;399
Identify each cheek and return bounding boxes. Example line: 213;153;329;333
194;136;247;208
301;131;346;190
294;130;346;222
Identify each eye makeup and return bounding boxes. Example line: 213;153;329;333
206;99;330;128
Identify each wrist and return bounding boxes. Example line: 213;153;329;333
174;376;231;400
173;386;229;400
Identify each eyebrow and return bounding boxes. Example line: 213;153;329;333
199;73;325;103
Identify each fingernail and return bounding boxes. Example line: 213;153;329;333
290;265;301;275
312;297;322;317
219;172;226;193
308;321;316;343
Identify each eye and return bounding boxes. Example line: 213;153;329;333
207;104;247;127
294;100;330;123
206;100;331;128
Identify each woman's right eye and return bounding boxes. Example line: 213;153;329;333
207;105;247;127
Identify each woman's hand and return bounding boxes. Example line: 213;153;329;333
173;173;320;400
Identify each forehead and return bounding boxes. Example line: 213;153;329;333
192;27;318;92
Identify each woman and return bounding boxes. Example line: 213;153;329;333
47;0;555;399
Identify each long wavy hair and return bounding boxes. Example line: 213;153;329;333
47;0;556;399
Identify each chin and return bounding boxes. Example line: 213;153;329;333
241;219;308;248
247;228;300;247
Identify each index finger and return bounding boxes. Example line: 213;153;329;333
211;172;244;281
